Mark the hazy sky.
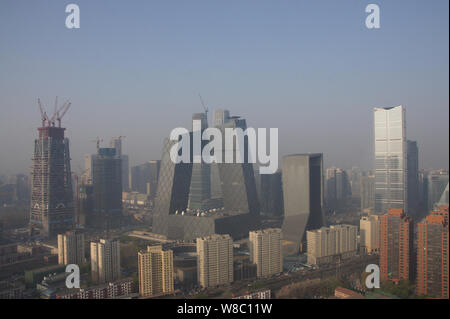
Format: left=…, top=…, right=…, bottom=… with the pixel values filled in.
left=0, top=0, right=448, bottom=175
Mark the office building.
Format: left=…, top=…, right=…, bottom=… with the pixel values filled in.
left=110, top=137, right=129, bottom=192
left=152, top=112, right=259, bottom=241
left=129, top=160, right=161, bottom=198
left=259, top=170, right=284, bottom=218
left=30, top=114, right=74, bottom=237
left=57, top=230, right=85, bottom=265
left=379, top=209, right=414, bottom=283
left=427, top=170, right=449, bottom=210
left=360, top=174, right=375, bottom=212
left=197, top=234, right=233, bottom=288
left=138, top=245, right=174, bottom=298
left=325, top=167, right=351, bottom=211
left=349, top=166, right=362, bottom=203
left=417, top=206, right=449, bottom=298
left=213, top=109, right=230, bottom=127
left=360, top=215, right=380, bottom=254
left=407, top=140, right=419, bottom=216
left=90, top=239, right=121, bottom=284
left=92, top=148, right=122, bottom=229
left=249, top=228, right=282, bottom=278
left=82, top=154, right=96, bottom=185
left=281, top=154, right=325, bottom=255
left=306, top=224, right=358, bottom=265
left=374, top=106, right=408, bottom=214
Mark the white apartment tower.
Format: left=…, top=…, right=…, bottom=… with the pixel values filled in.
left=90, top=238, right=121, bottom=284
left=249, top=228, right=283, bottom=278
left=138, top=245, right=174, bottom=298
left=196, top=234, right=233, bottom=288
left=58, top=230, right=85, bottom=265
left=360, top=215, right=380, bottom=254
left=307, top=224, right=358, bottom=265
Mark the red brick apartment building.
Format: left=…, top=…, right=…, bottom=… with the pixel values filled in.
left=380, top=209, right=414, bottom=283
left=417, top=206, right=449, bottom=298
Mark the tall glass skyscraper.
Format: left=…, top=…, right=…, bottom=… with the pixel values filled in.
left=374, top=106, right=407, bottom=214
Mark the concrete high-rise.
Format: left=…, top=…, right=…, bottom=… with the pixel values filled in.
left=92, top=148, right=122, bottom=229
left=196, top=234, right=233, bottom=288
left=306, top=224, right=358, bottom=265
left=138, top=245, right=174, bottom=298
left=90, top=238, right=121, bottom=284
left=249, top=228, right=282, bottom=278
left=359, top=215, right=380, bottom=254
left=57, top=230, right=85, bottom=265
left=417, top=206, right=449, bottom=298
left=281, top=154, right=325, bottom=255
left=379, top=209, right=414, bottom=283
left=373, top=106, right=408, bottom=214
left=129, top=160, right=161, bottom=198
left=30, top=115, right=74, bottom=237
left=110, top=137, right=129, bottom=192
left=213, top=109, right=230, bottom=127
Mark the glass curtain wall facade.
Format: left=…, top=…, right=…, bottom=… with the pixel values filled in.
left=374, top=106, right=407, bottom=214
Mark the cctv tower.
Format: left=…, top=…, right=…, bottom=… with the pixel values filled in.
left=30, top=98, right=74, bottom=237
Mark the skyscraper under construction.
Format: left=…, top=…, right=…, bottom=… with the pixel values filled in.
left=30, top=98, right=74, bottom=237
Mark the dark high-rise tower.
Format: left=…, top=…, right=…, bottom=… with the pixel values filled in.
left=407, top=140, right=419, bottom=217
left=92, top=147, right=122, bottom=229
left=152, top=112, right=260, bottom=240
left=281, top=154, right=325, bottom=255
left=30, top=99, right=74, bottom=237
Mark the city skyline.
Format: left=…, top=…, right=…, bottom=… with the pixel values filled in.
left=0, top=0, right=449, bottom=175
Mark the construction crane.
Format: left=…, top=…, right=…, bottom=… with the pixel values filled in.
left=38, top=97, right=71, bottom=127
left=56, top=101, right=71, bottom=127
left=199, top=94, right=208, bottom=121
left=37, top=98, right=50, bottom=127
left=91, top=137, right=103, bottom=151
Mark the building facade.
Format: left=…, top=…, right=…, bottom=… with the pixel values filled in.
left=417, top=206, right=449, bottom=298
left=30, top=124, right=74, bottom=237
left=306, top=224, right=358, bottom=265
left=407, top=140, right=419, bottom=217
left=249, top=228, right=282, bottom=278
left=138, top=245, right=174, bottom=298
left=196, top=234, right=233, bottom=288
left=90, top=239, right=121, bottom=284
left=281, top=154, right=325, bottom=255
left=57, top=230, right=85, bottom=265
left=379, top=209, right=414, bottom=283
left=92, top=148, right=122, bottom=229
left=374, top=106, right=408, bottom=214
left=360, top=215, right=380, bottom=254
